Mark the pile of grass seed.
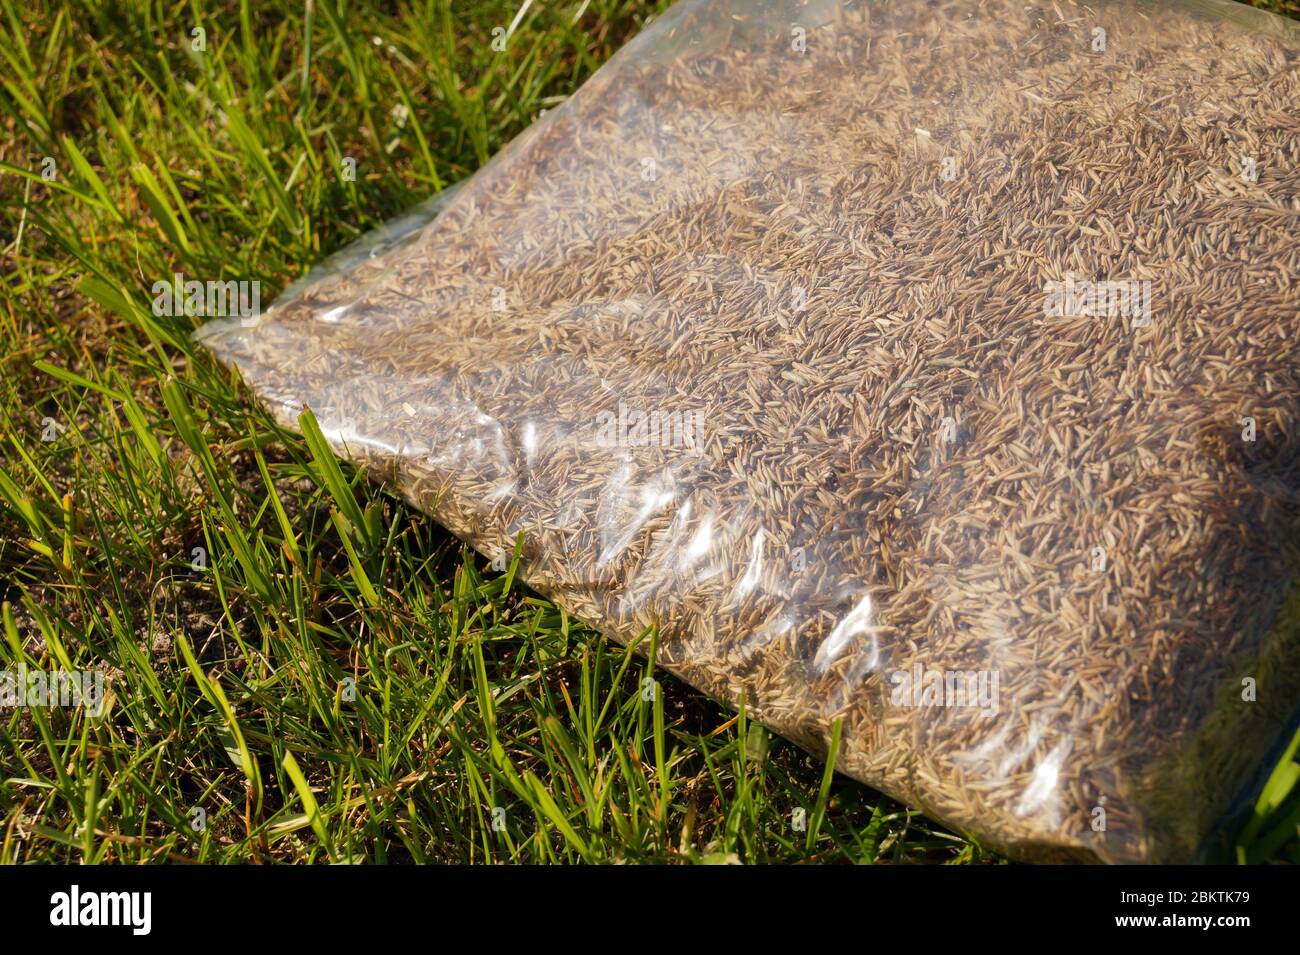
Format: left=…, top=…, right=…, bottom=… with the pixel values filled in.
left=200, top=0, right=1300, bottom=862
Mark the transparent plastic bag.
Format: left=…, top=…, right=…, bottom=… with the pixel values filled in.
left=198, top=0, right=1300, bottom=862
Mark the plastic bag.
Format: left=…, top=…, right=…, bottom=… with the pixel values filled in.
left=198, top=0, right=1300, bottom=862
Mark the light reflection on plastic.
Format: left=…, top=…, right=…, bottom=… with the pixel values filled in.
left=1014, top=737, right=1072, bottom=822
left=812, top=592, right=881, bottom=676
left=596, top=469, right=675, bottom=568
left=681, top=512, right=714, bottom=567
left=733, top=528, right=765, bottom=598
left=522, top=420, right=538, bottom=461
left=740, top=612, right=792, bottom=656
left=997, top=719, right=1045, bottom=778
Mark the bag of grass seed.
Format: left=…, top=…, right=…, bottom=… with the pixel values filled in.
left=199, top=0, right=1300, bottom=862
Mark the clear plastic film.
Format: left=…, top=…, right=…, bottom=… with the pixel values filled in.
left=198, top=0, right=1300, bottom=862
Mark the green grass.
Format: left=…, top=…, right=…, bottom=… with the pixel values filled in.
left=0, top=0, right=1296, bottom=864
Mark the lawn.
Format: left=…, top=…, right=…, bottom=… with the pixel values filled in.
left=1, top=0, right=1297, bottom=864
